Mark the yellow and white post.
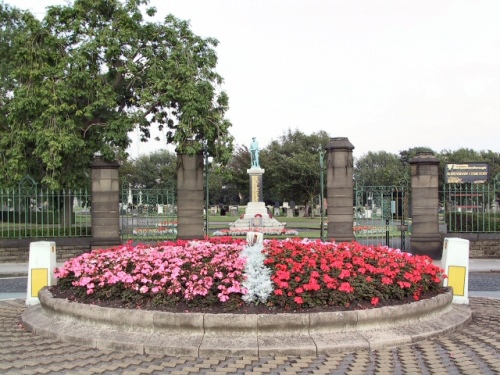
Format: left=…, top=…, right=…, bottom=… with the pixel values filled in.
left=26, top=241, right=57, bottom=306
left=441, top=237, right=469, bottom=304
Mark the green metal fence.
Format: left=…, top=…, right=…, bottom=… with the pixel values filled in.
left=0, top=176, right=91, bottom=238
left=354, top=179, right=410, bottom=250
left=120, top=183, right=177, bottom=241
left=442, top=173, right=500, bottom=233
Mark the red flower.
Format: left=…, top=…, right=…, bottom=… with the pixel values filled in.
left=338, top=282, right=354, bottom=293
left=294, top=296, right=304, bottom=304
left=371, top=297, right=380, bottom=306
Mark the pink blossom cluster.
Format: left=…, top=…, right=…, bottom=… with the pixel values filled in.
left=54, top=238, right=247, bottom=303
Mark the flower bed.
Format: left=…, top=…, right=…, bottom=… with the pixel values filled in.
left=353, top=225, right=387, bottom=234
left=155, top=222, right=178, bottom=228
left=132, top=227, right=177, bottom=236
left=54, top=238, right=446, bottom=311
left=213, top=228, right=299, bottom=236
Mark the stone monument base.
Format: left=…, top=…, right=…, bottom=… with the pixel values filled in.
left=230, top=202, right=285, bottom=230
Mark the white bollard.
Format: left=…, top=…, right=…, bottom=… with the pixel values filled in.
left=441, top=237, right=469, bottom=304
left=246, top=232, right=264, bottom=246
left=26, top=241, right=57, bottom=306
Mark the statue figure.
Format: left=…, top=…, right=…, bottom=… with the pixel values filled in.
left=250, top=137, right=260, bottom=168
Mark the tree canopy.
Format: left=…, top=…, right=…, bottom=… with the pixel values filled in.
left=354, top=151, right=407, bottom=187
left=118, top=150, right=177, bottom=189
left=263, top=129, right=330, bottom=208
left=0, top=0, right=233, bottom=189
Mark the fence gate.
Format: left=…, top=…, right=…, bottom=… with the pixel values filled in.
left=354, top=179, right=410, bottom=250
left=120, top=183, right=177, bottom=242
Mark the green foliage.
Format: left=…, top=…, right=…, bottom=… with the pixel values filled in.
left=439, top=148, right=500, bottom=184
left=119, top=150, right=177, bottom=189
left=399, top=147, right=436, bottom=166
left=355, top=151, right=407, bottom=186
left=219, top=145, right=252, bottom=204
left=0, top=1, right=232, bottom=189
left=356, top=147, right=500, bottom=188
left=446, top=212, right=500, bottom=232
left=262, top=129, right=331, bottom=208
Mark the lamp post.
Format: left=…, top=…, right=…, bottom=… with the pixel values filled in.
left=319, top=148, right=326, bottom=242
left=204, top=144, right=209, bottom=237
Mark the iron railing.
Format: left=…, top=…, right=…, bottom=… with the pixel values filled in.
left=120, top=183, right=177, bottom=241
left=442, top=174, right=500, bottom=233
left=354, top=179, right=410, bottom=250
left=0, top=176, right=91, bottom=238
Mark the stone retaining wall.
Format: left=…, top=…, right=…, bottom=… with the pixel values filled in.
left=444, top=234, right=500, bottom=258
left=0, top=238, right=90, bottom=263
left=21, top=288, right=471, bottom=357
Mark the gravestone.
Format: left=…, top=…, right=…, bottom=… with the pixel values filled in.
left=298, top=206, right=306, bottom=217
left=274, top=201, right=280, bottom=216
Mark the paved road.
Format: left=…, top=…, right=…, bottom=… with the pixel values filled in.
left=1, top=298, right=500, bottom=374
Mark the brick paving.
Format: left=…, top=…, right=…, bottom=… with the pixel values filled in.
left=1, top=298, right=500, bottom=374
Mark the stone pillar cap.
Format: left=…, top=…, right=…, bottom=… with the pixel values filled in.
left=325, top=137, right=354, bottom=151
left=409, top=152, right=440, bottom=164
left=91, top=157, right=120, bottom=169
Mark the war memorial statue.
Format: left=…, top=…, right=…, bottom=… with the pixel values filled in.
left=250, top=137, right=260, bottom=168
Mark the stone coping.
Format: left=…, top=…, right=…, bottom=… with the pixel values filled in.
left=21, top=288, right=471, bottom=358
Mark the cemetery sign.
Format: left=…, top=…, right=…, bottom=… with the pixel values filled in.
left=445, top=163, right=489, bottom=184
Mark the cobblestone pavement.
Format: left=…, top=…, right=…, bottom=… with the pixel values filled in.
left=1, top=298, right=500, bottom=375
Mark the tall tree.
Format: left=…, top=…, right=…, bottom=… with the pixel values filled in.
left=263, top=129, right=331, bottom=214
left=354, top=151, right=406, bottom=186
left=223, top=145, right=252, bottom=204
left=0, top=0, right=232, bottom=189
left=119, top=150, right=177, bottom=189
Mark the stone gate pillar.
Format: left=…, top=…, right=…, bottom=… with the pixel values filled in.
left=409, top=152, right=442, bottom=259
left=326, top=137, right=355, bottom=243
left=91, top=157, right=121, bottom=250
left=177, top=151, right=204, bottom=240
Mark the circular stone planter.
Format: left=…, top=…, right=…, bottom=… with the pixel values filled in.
left=21, top=288, right=471, bottom=357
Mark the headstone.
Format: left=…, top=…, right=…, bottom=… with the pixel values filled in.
left=274, top=201, right=280, bottom=216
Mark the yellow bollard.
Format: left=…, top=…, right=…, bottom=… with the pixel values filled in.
left=26, top=241, right=56, bottom=306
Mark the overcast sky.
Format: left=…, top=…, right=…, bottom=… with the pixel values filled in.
left=19, top=0, right=500, bottom=159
